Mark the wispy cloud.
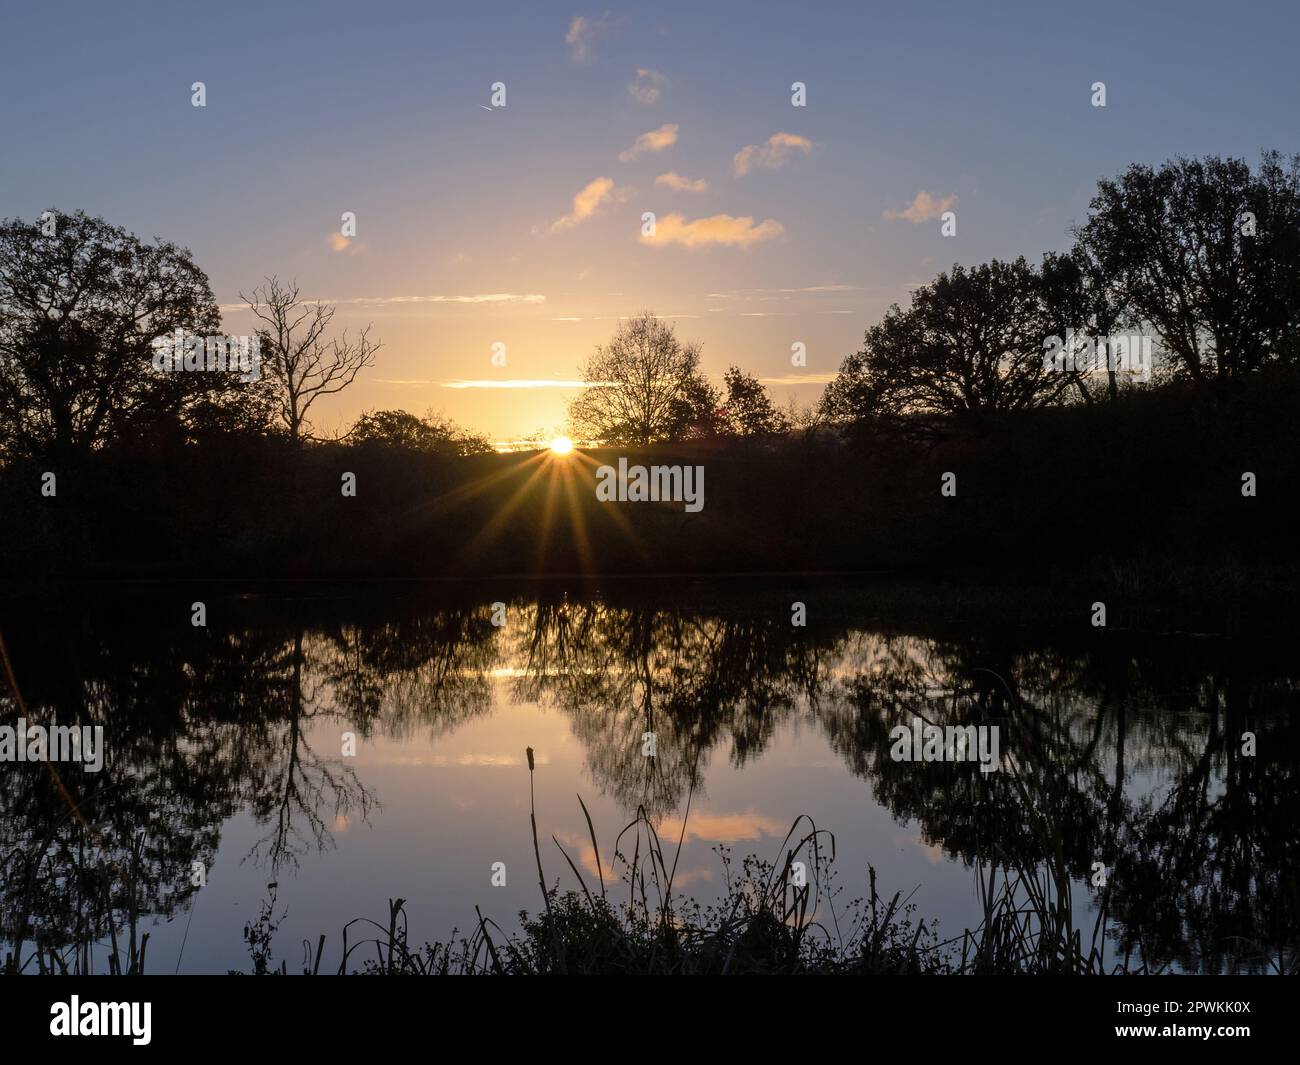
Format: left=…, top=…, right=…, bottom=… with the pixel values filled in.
left=883, top=190, right=958, bottom=223
left=219, top=293, right=544, bottom=312
left=707, top=284, right=859, bottom=297
left=733, top=132, right=813, bottom=176
left=443, top=379, right=608, bottom=389
left=619, top=122, right=678, bottom=162
left=757, top=372, right=839, bottom=384
left=553, top=314, right=700, bottom=321
left=628, top=67, right=666, bottom=103
left=642, top=212, right=784, bottom=248
left=655, top=170, right=708, bottom=193
left=375, top=379, right=606, bottom=389
left=544, top=176, right=629, bottom=233
left=565, top=14, right=610, bottom=63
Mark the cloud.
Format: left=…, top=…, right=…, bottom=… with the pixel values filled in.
left=546, top=176, right=628, bottom=233
left=707, top=284, right=858, bottom=297
left=327, top=232, right=368, bottom=256
left=441, top=379, right=608, bottom=389
left=655, top=810, right=787, bottom=844
left=756, top=372, right=839, bottom=384
left=220, top=292, right=544, bottom=312
left=642, top=212, right=784, bottom=248
left=565, top=14, right=610, bottom=63
left=733, top=132, right=813, bottom=176
left=883, top=190, right=958, bottom=223
left=619, top=123, right=678, bottom=162
left=655, top=171, right=708, bottom=193
left=628, top=67, right=666, bottom=103
left=375, top=379, right=606, bottom=389
left=346, top=293, right=544, bottom=305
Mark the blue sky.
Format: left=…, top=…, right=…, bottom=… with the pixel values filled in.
left=3, top=0, right=1297, bottom=440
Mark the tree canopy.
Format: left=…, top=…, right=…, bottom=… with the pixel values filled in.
left=822, top=151, right=1300, bottom=428
left=0, top=210, right=242, bottom=458
left=568, top=311, right=720, bottom=444
left=719, top=365, right=788, bottom=436
left=348, top=409, right=492, bottom=456
left=822, top=258, right=1072, bottom=425
left=1075, top=151, right=1300, bottom=383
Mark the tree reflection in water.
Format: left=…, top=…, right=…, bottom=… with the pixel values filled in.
left=2, top=588, right=1296, bottom=973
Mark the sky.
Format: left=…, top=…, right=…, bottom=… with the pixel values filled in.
left=3, top=0, right=1299, bottom=444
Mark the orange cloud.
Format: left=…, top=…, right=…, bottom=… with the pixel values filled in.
left=655, top=810, right=787, bottom=843
left=440, top=379, right=607, bottom=389
left=642, top=211, right=783, bottom=248
left=733, top=132, right=813, bottom=176
left=547, top=176, right=628, bottom=233
left=619, top=123, right=678, bottom=162
left=655, top=171, right=708, bottom=193
left=883, top=190, right=958, bottom=223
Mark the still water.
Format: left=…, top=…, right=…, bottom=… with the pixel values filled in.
left=2, top=582, right=1295, bottom=973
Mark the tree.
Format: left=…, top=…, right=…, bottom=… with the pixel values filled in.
left=0, top=210, right=235, bottom=459
left=820, top=258, right=1069, bottom=426
left=668, top=369, right=723, bottom=441
left=1039, top=248, right=1130, bottom=403
left=1075, top=152, right=1300, bottom=384
left=719, top=366, right=788, bottom=435
left=242, top=277, right=380, bottom=443
left=568, top=312, right=719, bottom=444
left=348, top=409, right=492, bottom=456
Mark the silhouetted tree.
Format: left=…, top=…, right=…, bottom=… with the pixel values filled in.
left=0, top=210, right=236, bottom=459
left=348, top=409, right=492, bottom=455
left=242, top=276, right=381, bottom=443
left=719, top=366, right=788, bottom=435
left=1040, top=248, right=1131, bottom=403
left=568, top=312, right=719, bottom=444
left=1075, top=152, right=1300, bottom=384
left=821, top=258, right=1069, bottom=427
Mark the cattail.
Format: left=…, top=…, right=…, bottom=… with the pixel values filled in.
left=526, top=746, right=535, bottom=771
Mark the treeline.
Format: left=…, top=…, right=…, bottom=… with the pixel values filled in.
left=822, top=152, right=1300, bottom=426
left=1, top=371, right=1295, bottom=587
left=1, top=152, right=1298, bottom=583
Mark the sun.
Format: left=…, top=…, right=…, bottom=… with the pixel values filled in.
left=549, top=435, right=574, bottom=456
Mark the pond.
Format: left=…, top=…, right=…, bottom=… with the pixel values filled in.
left=1, top=580, right=1295, bottom=973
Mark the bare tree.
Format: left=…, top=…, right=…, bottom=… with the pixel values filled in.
left=242, top=277, right=380, bottom=442
left=568, top=311, right=718, bottom=445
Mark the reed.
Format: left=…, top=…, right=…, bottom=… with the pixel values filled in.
left=275, top=751, right=1159, bottom=976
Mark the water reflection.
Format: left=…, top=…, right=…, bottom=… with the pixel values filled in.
left=1, top=587, right=1296, bottom=973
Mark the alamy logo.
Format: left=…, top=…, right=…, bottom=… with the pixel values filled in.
left=889, top=717, right=1001, bottom=773
left=1043, top=330, right=1152, bottom=383
left=595, top=457, right=704, bottom=512
left=151, top=329, right=261, bottom=381
left=50, top=997, right=151, bottom=1045
left=0, top=718, right=104, bottom=772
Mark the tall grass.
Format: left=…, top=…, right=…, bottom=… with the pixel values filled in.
left=270, top=751, right=1152, bottom=976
